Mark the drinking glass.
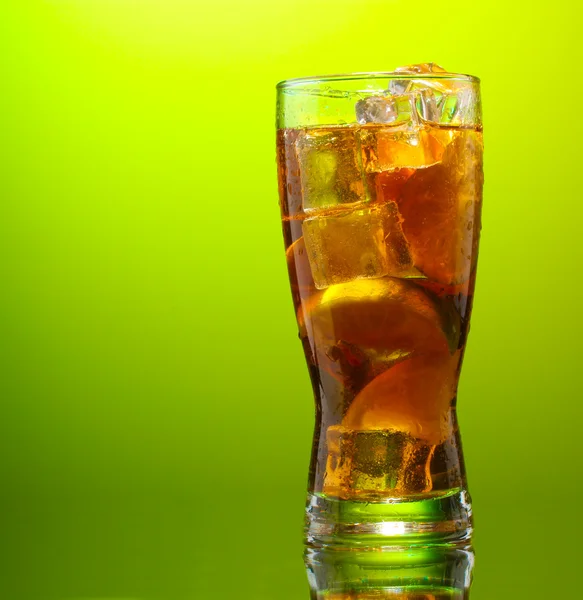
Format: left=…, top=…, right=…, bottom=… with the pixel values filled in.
left=276, top=66, right=483, bottom=547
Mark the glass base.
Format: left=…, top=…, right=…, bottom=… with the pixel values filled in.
left=305, top=488, right=472, bottom=549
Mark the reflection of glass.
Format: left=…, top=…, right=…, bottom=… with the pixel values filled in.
left=305, top=545, right=474, bottom=599
left=276, top=64, right=483, bottom=546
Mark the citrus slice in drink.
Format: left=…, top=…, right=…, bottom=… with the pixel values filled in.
left=285, top=236, right=315, bottom=293
left=301, top=278, right=450, bottom=357
left=397, top=129, right=482, bottom=285
left=343, top=351, right=460, bottom=445
left=299, top=278, right=452, bottom=398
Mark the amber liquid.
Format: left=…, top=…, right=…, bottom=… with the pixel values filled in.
left=277, top=123, right=483, bottom=501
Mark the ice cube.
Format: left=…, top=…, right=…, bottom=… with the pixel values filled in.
left=419, top=84, right=479, bottom=126
left=387, top=64, right=480, bottom=126
left=389, top=63, right=448, bottom=96
left=356, top=94, right=417, bottom=127
left=382, top=199, right=416, bottom=275
left=388, top=79, right=411, bottom=96
left=343, top=351, right=460, bottom=445
left=442, top=85, right=479, bottom=126
left=411, top=83, right=478, bottom=126
left=302, top=206, right=389, bottom=289
left=415, top=88, right=444, bottom=122
left=360, top=125, right=446, bottom=171
left=302, top=203, right=417, bottom=290
left=323, top=425, right=435, bottom=497
left=355, top=96, right=397, bottom=125
left=295, top=127, right=367, bottom=213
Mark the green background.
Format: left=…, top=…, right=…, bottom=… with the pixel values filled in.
left=0, top=1, right=581, bottom=598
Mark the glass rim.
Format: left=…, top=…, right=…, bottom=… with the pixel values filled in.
left=276, top=71, right=480, bottom=89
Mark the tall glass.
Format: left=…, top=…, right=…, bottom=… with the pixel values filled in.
left=276, top=66, right=483, bottom=547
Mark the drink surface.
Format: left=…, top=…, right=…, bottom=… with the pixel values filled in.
left=277, top=78, right=483, bottom=502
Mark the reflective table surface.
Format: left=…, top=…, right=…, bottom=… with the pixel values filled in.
left=0, top=484, right=578, bottom=600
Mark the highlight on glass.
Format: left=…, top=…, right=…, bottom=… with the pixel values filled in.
left=276, top=64, right=483, bottom=547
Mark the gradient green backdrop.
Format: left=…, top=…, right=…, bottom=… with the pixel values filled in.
left=1, top=1, right=581, bottom=598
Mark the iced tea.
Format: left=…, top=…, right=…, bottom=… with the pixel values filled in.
left=276, top=65, right=483, bottom=543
